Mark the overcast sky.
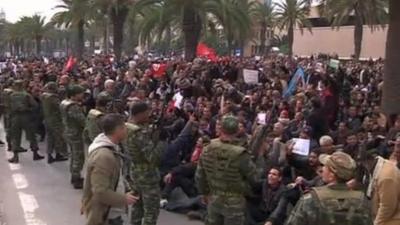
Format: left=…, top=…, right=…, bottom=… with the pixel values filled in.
left=1, top=0, right=315, bottom=23
left=0, top=0, right=61, bottom=23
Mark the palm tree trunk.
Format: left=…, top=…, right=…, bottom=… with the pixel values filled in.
left=288, top=22, right=294, bottom=56
left=354, top=9, right=363, bottom=60
left=382, top=0, right=400, bottom=114
left=111, top=6, right=129, bottom=62
left=183, top=5, right=202, bottom=61
left=260, top=21, right=267, bottom=55
left=103, top=18, right=109, bottom=54
left=76, top=20, right=85, bottom=59
left=36, top=36, right=42, bottom=56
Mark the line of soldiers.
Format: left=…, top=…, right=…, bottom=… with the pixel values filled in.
left=2, top=80, right=165, bottom=225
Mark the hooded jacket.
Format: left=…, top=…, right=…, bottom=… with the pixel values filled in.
left=82, top=134, right=126, bottom=225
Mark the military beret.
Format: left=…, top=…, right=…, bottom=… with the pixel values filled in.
left=97, top=92, right=113, bottom=102
left=68, top=85, right=85, bottom=97
left=45, top=82, right=58, bottom=92
left=221, top=115, right=239, bottom=135
left=130, top=101, right=149, bottom=116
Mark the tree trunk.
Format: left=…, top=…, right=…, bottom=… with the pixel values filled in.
left=182, top=5, right=202, bottom=61
left=382, top=0, right=400, bottom=114
left=111, top=6, right=129, bottom=62
left=259, top=21, right=267, bottom=55
left=76, top=19, right=85, bottom=59
left=103, top=18, right=109, bottom=54
left=36, top=36, right=42, bottom=56
left=354, top=9, right=363, bottom=60
left=288, top=22, right=294, bottom=56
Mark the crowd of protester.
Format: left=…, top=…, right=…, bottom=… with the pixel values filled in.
left=0, top=53, right=399, bottom=225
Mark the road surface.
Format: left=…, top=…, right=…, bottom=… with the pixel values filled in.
left=0, top=125, right=202, bottom=225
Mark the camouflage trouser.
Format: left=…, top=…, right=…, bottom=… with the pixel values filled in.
left=10, top=113, right=38, bottom=152
left=206, top=195, right=245, bottom=225
left=46, top=124, right=68, bottom=156
left=65, top=136, right=84, bottom=178
left=4, top=113, right=13, bottom=149
left=130, top=182, right=160, bottom=225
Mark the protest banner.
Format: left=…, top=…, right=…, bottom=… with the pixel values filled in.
left=243, top=69, right=259, bottom=84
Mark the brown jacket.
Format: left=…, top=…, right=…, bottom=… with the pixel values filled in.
left=81, top=146, right=126, bottom=225
left=372, top=159, right=400, bottom=225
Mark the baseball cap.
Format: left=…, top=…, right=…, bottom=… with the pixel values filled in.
left=319, top=151, right=356, bottom=181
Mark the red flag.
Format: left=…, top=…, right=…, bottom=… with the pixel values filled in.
left=151, top=63, right=167, bottom=78
left=197, top=43, right=217, bottom=62
left=64, top=56, right=76, bottom=72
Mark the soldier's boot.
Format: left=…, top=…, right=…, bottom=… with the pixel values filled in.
left=8, top=153, right=19, bottom=164
left=47, top=154, right=55, bottom=164
left=16, top=147, right=28, bottom=153
left=33, top=150, right=44, bottom=161
left=55, top=153, right=68, bottom=162
left=71, top=176, right=84, bottom=189
left=0, top=140, right=4, bottom=145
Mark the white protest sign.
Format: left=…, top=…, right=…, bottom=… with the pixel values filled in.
left=329, top=59, right=340, bottom=69
left=173, top=92, right=184, bottom=109
left=257, top=113, right=267, bottom=125
left=243, top=69, right=259, bottom=84
left=292, top=138, right=310, bottom=156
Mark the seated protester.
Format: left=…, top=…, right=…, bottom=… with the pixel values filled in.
left=319, top=135, right=336, bottom=155
left=161, top=136, right=210, bottom=204
left=346, top=106, right=362, bottom=132
left=237, top=121, right=250, bottom=147
left=159, top=115, right=198, bottom=177
left=284, top=147, right=321, bottom=185
left=343, top=131, right=359, bottom=159
left=330, top=122, right=350, bottom=145
left=285, top=112, right=305, bottom=140
left=246, top=168, right=288, bottom=225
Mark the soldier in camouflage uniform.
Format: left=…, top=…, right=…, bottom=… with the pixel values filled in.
left=285, top=151, right=373, bottom=225
left=126, top=102, right=165, bottom=225
left=60, top=85, right=86, bottom=189
left=41, top=82, right=68, bottom=164
left=83, top=92, right=112, bottom=145
left=195, top=115, right=261, bottom=225
left=8, top=80, right=44, bottom=163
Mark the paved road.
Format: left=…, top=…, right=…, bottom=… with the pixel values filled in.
left=0, top=127, right=202, bottom=225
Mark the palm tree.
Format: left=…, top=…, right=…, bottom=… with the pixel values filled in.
left=382, top=0, right=400, bottom=115
left=19, top=15, right=49, bottom=55
left=51, top=0, right=94, bottom=59
left=321, top=0, right=388, bottom=60
left=135, top=0, right=253, bottom=61
left=251, top=0, right=275, bottom=55
left=96, top=0, right=133, bottom=61
left=275, top=0, right=312, bottom=56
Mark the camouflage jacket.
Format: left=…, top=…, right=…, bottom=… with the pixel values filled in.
left=60, top=99, right=86, bottom=138
left=195, top=138, right=260, bottom=197
left=83, top=108, right=105, bottom=143
left=285, top=183, right=373, bottom=225
left=9, top=91, right=37, bottom=114
left=41, top=92, right=63, bottom=127
left=125, top=122, right=165, bottom=184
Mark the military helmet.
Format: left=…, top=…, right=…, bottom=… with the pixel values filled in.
left=68, top=84, right=85, bottom=97
left=13, top=80, right=24, bottom=90
left=319, top=151, right=356, bottom=181
left=45, top=81, right=58, bottom=92
left=221, top=115, right=239, bottom=135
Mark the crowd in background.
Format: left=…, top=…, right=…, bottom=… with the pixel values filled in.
left=0, top=53, right=399, bottom=225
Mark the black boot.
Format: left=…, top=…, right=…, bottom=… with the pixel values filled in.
left=0, top=140, right=4, bottom=145
left=8, top=154, right=19, bottom=164
left=17, top=147, right=28, bottom=153
left=55, top=153, right=68, bottom=162
left=71, top=176, right=84, bottom=189
left=47, top=154, right=55, bottom=164
left=33, top=151, right=44, bottom=161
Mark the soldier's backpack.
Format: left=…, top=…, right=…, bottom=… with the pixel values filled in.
left=312, top=186, right=373, bottom=225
